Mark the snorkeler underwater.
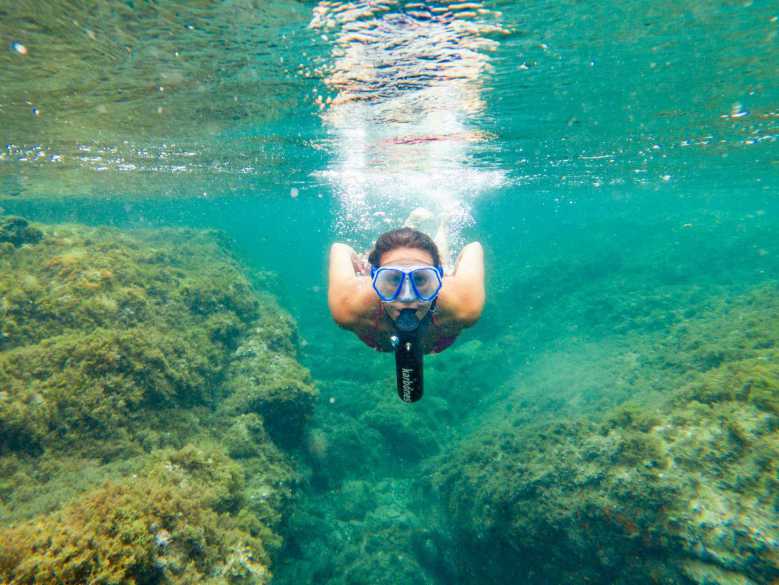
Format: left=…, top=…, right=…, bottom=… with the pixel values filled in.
left=1, top=0, right=777, bottom=584
left=328, top=225, right=485, bottom=402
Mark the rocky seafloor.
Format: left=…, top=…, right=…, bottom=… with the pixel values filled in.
left=431, top=286, right=779, bottom=584
left=0, top=216, right=316, bottom=584
left=1, top=213, right=777, bottom=585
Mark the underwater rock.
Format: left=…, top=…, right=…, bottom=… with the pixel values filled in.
left=0, top=445, right=272, bottom=585
left=0, top=222, right=314, bottom=582
left=0, top=327, right=224, bottom=454
left=360, top=402, right=441, bottom=462
left=0, top=216, right=42, bottom=247
left=431, top=288, right=779, bottom=585
left=225, top=413, right=272, bottom=459
left=221, top=325, right=317, bottom=448
left=305, top=415, right=386, bottom=488
left=0, top=224, right=311, bottom=456
left=274, top=477, right=452, bottom=585
left=0, top=224, right=264, bottom=350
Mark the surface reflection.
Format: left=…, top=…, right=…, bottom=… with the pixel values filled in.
left=310, top=1, right=508, bottom=254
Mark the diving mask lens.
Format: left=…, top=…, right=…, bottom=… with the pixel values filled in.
left=372, top=266, right=442, bottom=302
left=410, top=267, right=441, bottom=300
left=373, top=268, right=405, bottom=301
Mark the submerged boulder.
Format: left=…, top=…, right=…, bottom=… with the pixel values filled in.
left=0, top=222, right=313, bottom=583
left=0, top=445, right=272, bottom=585
left=220, top=320, right=317, bottom=449
left=431, top=287, right=779, bottom=585
left=274, top=477, right=451, bottom=585
left=0, top=225, right=254, bottom=453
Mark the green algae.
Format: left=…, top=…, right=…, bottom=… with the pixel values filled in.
left=0, top=216, right=315, bottom=583
left=0, top=222, right=260, bottom=350
left=430, top=285, right=779, bottom=585
left=0, top=327, right=223, bottom=454
left=0, top=222, right=253, bottom=456
left=0, top=445, right=271, bottom=585
left=219, top=328, right=316, bottom=449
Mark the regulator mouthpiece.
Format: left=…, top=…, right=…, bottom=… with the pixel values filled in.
left=395, top=309, right=420, bottom=332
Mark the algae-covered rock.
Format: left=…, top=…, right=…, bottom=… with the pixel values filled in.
left=431, top=287, right=779, bottom=585
left=0, top=327, right=222, bottom=454
left=360, top=400, right=442, bottom=462
left=0, top=224, right=260, bottom=350
left=0, top=223, right=312, bottom=457
left=0, top=445, right=271, bottom=585
left=275, top=478, right=450, bottom=585
left=305, top=414, right=386, bottom=488
left=0, top=221, right=313, bottom=582
left=0, top=216, right=42, bottom=248
left=221, top=324, right=317, bottom=448
left=0, top=224, right=255, bottom=456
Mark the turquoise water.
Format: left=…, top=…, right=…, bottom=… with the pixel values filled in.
left=1, top=1, right=778, bottom=584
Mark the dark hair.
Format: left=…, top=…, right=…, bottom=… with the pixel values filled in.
left=368, top=227, right=441, bottom=267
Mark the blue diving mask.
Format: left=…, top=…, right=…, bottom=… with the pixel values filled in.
left=370, top=265, right=444, bottom=303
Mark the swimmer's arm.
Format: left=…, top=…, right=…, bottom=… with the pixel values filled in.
left=328, top=243, right=377, bottom=328
left=435, top=242, right=485, bottom=328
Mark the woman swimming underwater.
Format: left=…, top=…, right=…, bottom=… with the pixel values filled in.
left=328, top=227, right=485, bottom=355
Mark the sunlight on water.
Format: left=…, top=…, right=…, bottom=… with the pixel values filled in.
left=309, top=1, right=509, bottom=252
left=0, top=1, right=311, bottom=198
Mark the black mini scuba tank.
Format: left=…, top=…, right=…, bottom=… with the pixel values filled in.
left=391, top=309, right=425, bottom=403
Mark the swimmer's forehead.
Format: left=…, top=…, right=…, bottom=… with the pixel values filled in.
left=380, top=247, right=434, bottom=266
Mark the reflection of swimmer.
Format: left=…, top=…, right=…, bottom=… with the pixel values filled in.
left=312, top=1, right=507, bottom=247
left=382, top=130, right=490, bottom=145
left=328, top=227, right=484, bottom=355
left=311, top=1, right=503, bottom=113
